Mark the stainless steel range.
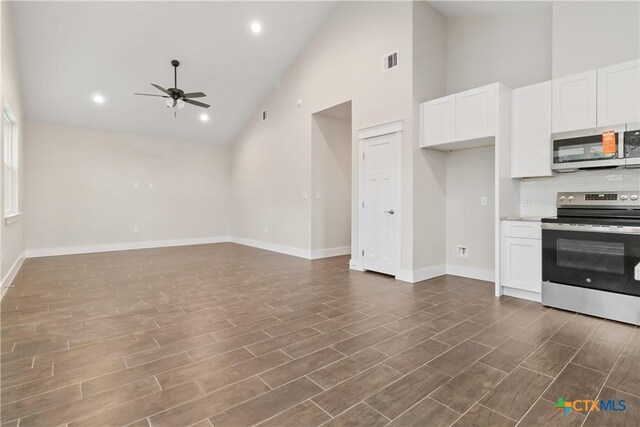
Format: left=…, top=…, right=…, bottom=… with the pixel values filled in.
left=541, top=191, right=640, bottom=325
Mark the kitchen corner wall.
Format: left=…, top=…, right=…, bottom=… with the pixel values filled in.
left=1, top=0, right=26, bottom=289
left=437, top=1, right=639, bottom=278
left=521, top=0, right=640, bottom=213
left=411, top=1, right=448, bottom=275
left=441, top=6, right=552, bottom=277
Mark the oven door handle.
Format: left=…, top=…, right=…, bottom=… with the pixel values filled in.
left=541, top=223, right=640, bottom=235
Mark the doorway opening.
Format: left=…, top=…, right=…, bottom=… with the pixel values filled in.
left=311, top=101, right=352, bottom=258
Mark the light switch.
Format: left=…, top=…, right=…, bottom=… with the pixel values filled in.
left=133, top=182, right=140, bottom=189
left=480, top=196, right=488, bottom=206
left=148, top=183, right=154, bottom=189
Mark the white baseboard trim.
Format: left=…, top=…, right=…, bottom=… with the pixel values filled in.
left=446, top=265, right=495, bottom=282
left=230, top=236, right=310, bottom=259
left=25, top=236, right=232, bottom=258
left=1, top=252, right=25, bottom=299
left=310, top=246, right=351, bottom=260
left=25, top=237, right=349, bottom=262
left=396, top=264, right=446, bottom=283
left=503, top=286, right=541, bottom=303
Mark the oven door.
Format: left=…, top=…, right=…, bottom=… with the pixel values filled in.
left=542, top=223, right=640, bottom=297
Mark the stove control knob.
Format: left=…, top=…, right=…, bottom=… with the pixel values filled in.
left=631, top=195, right=638, bottom=201
left=559, top=196, right=566, bottom=201
left=621, top=195, right=628, bottom=201
left=567, top=196, right=574, bottom=201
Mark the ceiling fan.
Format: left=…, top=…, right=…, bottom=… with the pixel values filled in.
left=134, top=60, right=210, bottom=112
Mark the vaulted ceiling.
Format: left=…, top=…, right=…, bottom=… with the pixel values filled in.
left=12, top=1, right=336, bottom=143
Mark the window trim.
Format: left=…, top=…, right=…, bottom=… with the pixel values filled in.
left=3, top=106, right=20, bottom=221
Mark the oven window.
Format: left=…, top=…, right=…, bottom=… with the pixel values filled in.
left=557, top=239, right=624, bottom=274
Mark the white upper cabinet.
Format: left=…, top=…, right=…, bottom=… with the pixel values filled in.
left=552, top=70, right=597, bottom=133
left=512, top=81, right=552, bottom=178
left=420, top=83, right=501, bottom=150
left=455, top=84, right=497, bottom=141
left=420, top=95, right=455, bottom=147
left=597, top=59, right=640, bottom=127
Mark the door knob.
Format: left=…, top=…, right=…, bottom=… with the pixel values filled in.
left=385, top=209, right=395, bottom=214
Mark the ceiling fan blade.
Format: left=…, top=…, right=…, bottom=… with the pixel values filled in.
left=134, top=93, right=169, bottom=98
left=182, top=92, right=206, bottom=99
left=151, top=83, right=171, bottom=95
left=183, top=99, right=210, bottom=108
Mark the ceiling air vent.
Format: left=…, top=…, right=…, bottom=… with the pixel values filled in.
left=383, top=51, right=398, bottom=72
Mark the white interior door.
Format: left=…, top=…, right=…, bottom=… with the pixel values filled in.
left=362, top=134, right=397, bottom=275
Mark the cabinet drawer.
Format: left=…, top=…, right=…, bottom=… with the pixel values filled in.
left=501, top=220, right=541, bottom=239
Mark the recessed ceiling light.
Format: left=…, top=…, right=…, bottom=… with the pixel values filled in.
left=250, top=21, right=262, bottom=34
left=93, top=94, right=105, bottom=104
left=200, top=114, right=209, bottom=122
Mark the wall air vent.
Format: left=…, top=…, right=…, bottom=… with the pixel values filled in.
left=383, top=51, right=398, bottom=72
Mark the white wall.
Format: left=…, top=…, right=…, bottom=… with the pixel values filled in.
left=311, top=110, right=351, bottom=252
left=25, top=122, right=231, bottom=253
left=1, top=1, right=25, bottom=288
left=445, top=8, right=552, bottom=94
left=445, top=147, right=495, bottom=275
left=552, top=1, right=640, bottom=78
left=231, top=1, right=416, bottom=270
left=411, top=1, right=448, bottom=275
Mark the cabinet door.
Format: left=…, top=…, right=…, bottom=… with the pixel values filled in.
left=597, top=59, right=640, bottom=127
left=455, top=84, right=496, bottom=141
left=552, top=70, right=597, bottom=133
left=420, top=95, right=456, bottom=147
left=500, top=237, right=541, bottom=293
left=512, top=81, right=552, bottom=178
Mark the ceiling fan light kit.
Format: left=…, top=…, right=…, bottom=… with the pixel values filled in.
left=134, top=59, right=210, bottom=117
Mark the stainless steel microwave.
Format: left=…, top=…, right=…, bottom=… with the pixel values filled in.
left=551, top=125, right=626, bottom=172
left=624, top=124, right=640, bottom=168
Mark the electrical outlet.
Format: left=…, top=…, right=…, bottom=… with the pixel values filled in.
left=148, top=183, right=153, bottom=189
left=456, top=246, right=469, bottom=258
left=133, top=226, right=139, bottom=233
left=480, top=196, right=487, bottom=206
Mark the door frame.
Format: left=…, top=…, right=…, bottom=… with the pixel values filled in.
left=353, top=119, right=403, bottom=277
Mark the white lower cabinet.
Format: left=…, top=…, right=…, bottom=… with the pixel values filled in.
left=500, top=220, right=541, bottom=300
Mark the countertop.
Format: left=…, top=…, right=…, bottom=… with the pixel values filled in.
left=500, top=216, right=543, bottom=222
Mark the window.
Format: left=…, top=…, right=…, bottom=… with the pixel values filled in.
left=3, top=109, right=19, bottom=217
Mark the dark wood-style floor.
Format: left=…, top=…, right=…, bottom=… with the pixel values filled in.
left=0, top=243, right=638, bottom=427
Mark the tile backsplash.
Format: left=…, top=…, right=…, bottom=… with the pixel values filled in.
left=520, top=168, right=640, bottom=217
